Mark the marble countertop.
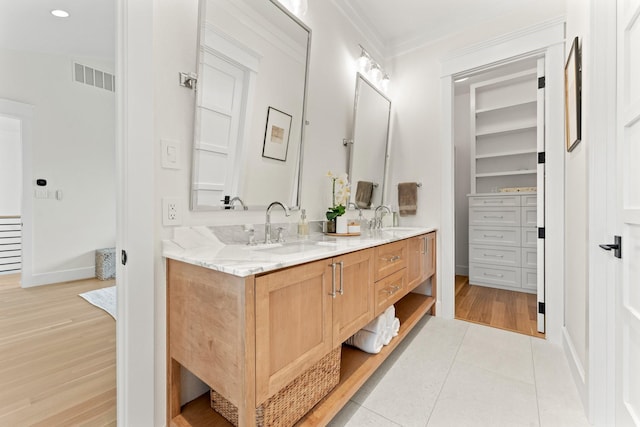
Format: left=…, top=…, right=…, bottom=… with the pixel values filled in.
left=162, top=226, right=436, bottom=277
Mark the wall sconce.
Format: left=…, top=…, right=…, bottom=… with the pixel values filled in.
left=356, top=44, right=391, bottom=92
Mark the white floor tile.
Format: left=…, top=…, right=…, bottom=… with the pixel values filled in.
left=328, top=401, right=401, bottom=427
left=427, top=360, right=540, bottom=427
left=455, top=322, right=535, bottom=385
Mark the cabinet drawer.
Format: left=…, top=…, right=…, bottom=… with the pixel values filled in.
left=522, top=227, right=537, bottom=248
left=468, top=195, right=519, bottom=207
left=469, top=245, right=521, bottom=267
left=522, top=247, right=537, bottom=268
left=469, top=226, right=521, bottom=247
left=374, top=268, right=406, bottom=316
left=469, top=207, right=521, bottom=227
left=521, top=206, right=537, bottom=227
left=374, top=240, right=407, bottom=281
left=469, top=264, right=521, bottom=288
left=522, top=268, right=537, bottom=291
left=522, top=195, right=537, bottom=207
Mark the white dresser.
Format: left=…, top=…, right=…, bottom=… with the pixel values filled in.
left=468, top=193, right=537, bottom=293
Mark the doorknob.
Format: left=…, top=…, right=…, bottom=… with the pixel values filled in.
left=599, top=235, right=622, bottom=259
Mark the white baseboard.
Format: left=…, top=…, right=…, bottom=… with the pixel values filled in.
left=22, top=266, right=96, bottom=287
left=562, top=327, right=588, bottom=411
left=455, top=265, right=469, bottom=276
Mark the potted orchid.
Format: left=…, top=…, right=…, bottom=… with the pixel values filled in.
left=326, top=171, right=350, bottom=233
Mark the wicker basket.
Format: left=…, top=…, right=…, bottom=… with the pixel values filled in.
left=210, top=346, right=341, bottom=427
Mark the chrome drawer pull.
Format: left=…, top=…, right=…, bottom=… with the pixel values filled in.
left=483, top=253, right=504, bottom=258
left=330, top=262, right=337, bottom=298
left=483, top=200, right=503, bottom=204
left=338, top=261, right=344, bottom=295
left=383, top=255, right=401, bottom=262
left=483, top=272, right=504, bottom=278
left=483, top=215, right=504, bottom=219
left=483, top=234, right=504, bottom=238
left=385, top=283, right=402, bottom=295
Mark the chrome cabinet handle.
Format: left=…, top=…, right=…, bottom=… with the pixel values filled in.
left=483, top=200, right=503, bottom=204
left=483, top=253, right=504, bottom=258
left=383, top=255, right=401, bottom=262
left=330, top=262, right=336, bottom=298
left=483, top=234, right=503, bottom=238
left=338, top=261, right=344, bottom=295
left=385, top=283, right=401, bottom=295
left=483, top=272, right=504, bottom=278
left=483, top=215, right=504, bottom=219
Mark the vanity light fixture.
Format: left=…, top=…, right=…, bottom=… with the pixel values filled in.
left=356, top=44, right=391, bottom=92
left=51, top=9, right=70, bottom=18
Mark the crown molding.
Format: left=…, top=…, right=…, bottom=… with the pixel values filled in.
left=328, top=0, right=387, bottom=60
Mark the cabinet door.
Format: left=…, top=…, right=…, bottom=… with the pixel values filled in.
left=332, top=249, right=374, bottom=346
left=423, top=232, right=436, bottom=282
left=255, top=259, right=333, bottom=404
left=406, top=236, right=424, bottom=290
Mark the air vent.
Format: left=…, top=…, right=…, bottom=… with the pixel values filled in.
left=73, top=62, right=115, bottom=93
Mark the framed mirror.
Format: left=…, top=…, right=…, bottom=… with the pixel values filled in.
left=190, top=0, right=311, bottom=211
left=348, top=73, right=391, bottom=209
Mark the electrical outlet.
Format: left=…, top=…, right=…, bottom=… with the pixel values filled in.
left=162, top=198, right=182, bottom=226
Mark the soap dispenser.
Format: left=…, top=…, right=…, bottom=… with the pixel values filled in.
left=298, top=208, right=309, bottom=238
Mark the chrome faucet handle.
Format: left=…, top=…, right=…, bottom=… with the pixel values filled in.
left=276, top=227, right=286, bottom=243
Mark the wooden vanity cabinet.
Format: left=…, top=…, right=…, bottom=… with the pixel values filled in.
left=407, top=233, right=436, bottom=291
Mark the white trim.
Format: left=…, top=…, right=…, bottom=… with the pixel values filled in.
left=439, top=20, right=565, bottom=345
left=23, top=267, right=96, bottom=288
left=563, top=326, right=588, bottom=406
left=586, top=0, right=617, bottom=424
left=116, top=0, right=156, bottom=424
left=0, top=99, right=34, bottom=288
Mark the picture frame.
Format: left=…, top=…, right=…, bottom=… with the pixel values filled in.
left=262, top=107, right=292, bottom=161
left=565, top=36, right=582, bottom=152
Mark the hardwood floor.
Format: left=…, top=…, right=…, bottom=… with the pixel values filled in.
left=0, top=275, right=116, bottom=426
left=455, top=275, right=544, bottom=338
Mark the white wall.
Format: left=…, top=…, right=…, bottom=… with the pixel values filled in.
left=0, top=116, right=22, bottom=215
left=454, top=92, right=470, bottom=275
left=152, top=0, right=387, bottom=418
left=0, top=49, right=115, bottom=286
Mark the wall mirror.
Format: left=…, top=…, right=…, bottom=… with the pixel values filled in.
left=190, top=0, right=311, bottom=211
left=348, top=73, right=391, bottom=209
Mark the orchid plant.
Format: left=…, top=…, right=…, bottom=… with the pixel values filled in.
left=326, top=171, right=350, bottom=221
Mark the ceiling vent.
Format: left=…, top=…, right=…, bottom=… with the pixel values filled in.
left=73, top=62, right=115, bottom=93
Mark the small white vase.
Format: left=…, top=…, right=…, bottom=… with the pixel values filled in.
left=336, top=216, right=348, bottom=234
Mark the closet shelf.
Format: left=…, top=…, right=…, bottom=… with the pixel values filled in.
left=475, top=99, right=537, bottom=114
left=475, top=123, right=536, bottom=137
left=475, top=149, right=537, bottom=159
left=475, top=170, right=537, bottom=178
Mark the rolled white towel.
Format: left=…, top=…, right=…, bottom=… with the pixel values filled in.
left=345, top=329, right=384, bottom=354
left=382, top=327, right=392, bottom=346
left=362, top=312, right=387, bottom=334
left=391, top=317, right=400, bottom=337
left=384, top=305, right=395, bottom=325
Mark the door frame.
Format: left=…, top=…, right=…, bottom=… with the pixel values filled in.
left=439, top=19, right=565, bottom=344
left=0, top=99, right=34, bottom=286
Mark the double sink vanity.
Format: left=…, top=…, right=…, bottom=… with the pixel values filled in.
left=164, top=226, right=437, bottom=426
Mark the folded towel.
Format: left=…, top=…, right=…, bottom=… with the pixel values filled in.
left=398, top=182, right=418, bottom=216
left=355, top=181, right=374, bottom=209
left=345, top=329, right=384, bottom=354
left=362, top=312, right=388, bottom=334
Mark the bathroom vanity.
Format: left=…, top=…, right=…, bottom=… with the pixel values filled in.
left=164, top=227, right=436, bottom=426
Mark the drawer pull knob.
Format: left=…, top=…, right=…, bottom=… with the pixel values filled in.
left=483, top=272, right=504, bottom=278
left=483, top=253, right=504, bottom=258
left=483, top=234, right=503, bottom=238
left=483, top=215, right=504, bottom=219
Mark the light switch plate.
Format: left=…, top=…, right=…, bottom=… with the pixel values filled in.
left=161, top=139, right=181, bottom=169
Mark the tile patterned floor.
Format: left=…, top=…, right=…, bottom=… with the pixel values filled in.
left=329, top=316, right=590, bottom=427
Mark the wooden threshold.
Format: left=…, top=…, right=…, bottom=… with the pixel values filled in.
left=172, top=293, right=435, bottom=427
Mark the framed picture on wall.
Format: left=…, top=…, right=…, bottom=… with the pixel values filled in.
left=565, top=36, right=581, bottom=152
left=262, top=107, right=292, bottom=161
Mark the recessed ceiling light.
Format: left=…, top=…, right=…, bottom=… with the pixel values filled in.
left=51, top=9, right=70, bottom=18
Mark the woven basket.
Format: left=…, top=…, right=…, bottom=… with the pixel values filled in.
left=211, top=346, right=341, bottom=427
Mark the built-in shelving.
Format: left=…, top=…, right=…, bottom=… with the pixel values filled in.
left=475, top=149, right=537, bottom=159
left=475, top=170, right=537, bottom=178
left=475, top=99, right=536, bottom=114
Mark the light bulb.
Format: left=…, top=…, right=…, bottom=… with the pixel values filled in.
left=381, top=74, right=390, bottom=92
left=369, top=64, right=382, bottom=85
left=357, top=53, right=371, bottom=74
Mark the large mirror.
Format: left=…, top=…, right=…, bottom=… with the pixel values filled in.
left=348, top=73, right=392, bottom=209
left=190, top=0, right=311, bottom=211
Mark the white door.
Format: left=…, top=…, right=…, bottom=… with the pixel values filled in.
left=191, top=52, right=246, bottom=210
left=536, top=57, right=546, bottom=333
left=615, top=0, right=640, bottom=424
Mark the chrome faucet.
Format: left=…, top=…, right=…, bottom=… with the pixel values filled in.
left=348, top=202, right=363, bottom=220
left=374, top=205, right=391, bottom=229
left=228, top=196, right=248, bottom=210
left=265, top=201, right=290, bottom=244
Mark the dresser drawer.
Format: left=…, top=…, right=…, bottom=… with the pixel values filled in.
left=468, top=195, right=519, bottom=207
left=374, top=269, right=406, bottom=316
left=522, top=247, right=537, bottom=268
left=469, top=207, right=521, bottom=227
left=374, top=240, right=407, bottom=281
left=521, top=206, right=537, bottom=227
left=469, top=226, right=521, bottom=247
left=522, top=195, right=537, bottom=207
left=470, top=245, right=521, bottom=267
left=470, top=264, right=521, bottom=288
left=522, top=268, right=537, bottom=291
left=522, top=227, right=537, bottom=248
